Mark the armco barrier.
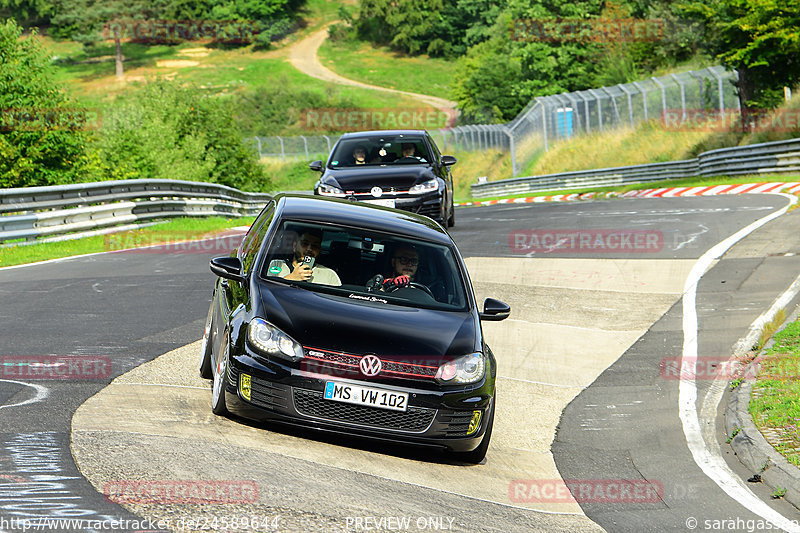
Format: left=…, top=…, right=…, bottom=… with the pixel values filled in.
left=0, top=179, right=272, bottom=243
left=471, top=137, right=800, bottom=198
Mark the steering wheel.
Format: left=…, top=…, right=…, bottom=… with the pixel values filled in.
left=408, top=282, right=435, bottom=298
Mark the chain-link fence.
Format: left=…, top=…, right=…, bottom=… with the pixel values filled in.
left=246, top=66, right=740, bottom=178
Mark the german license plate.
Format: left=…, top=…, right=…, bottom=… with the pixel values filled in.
left=362, top=199, right=395, bottom=208
left=323, top=381, right=408, bottom=412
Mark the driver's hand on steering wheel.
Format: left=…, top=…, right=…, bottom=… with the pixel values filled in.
left=382, top=275, right=410, bottom=291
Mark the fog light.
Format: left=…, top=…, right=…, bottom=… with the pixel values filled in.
left=467, top=410, right=482, bottom=435
left=240, top=373, right=251, bottom=401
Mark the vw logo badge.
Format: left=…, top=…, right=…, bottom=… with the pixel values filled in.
left=360, top=354, right=382, bottom=377
left=370, top=186, right=383, bottom=198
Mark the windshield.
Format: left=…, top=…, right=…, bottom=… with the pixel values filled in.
left=261, top=220, right=468, bottom=311
left=329, top=135, right=431, bottom=168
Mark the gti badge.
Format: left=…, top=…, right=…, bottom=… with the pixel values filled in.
left=359, top=354, right=382, bottom=377
left=370, top=187, right=383, bottom=198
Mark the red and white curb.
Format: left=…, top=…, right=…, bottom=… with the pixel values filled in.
left=457, top=182, right=800, bottom=207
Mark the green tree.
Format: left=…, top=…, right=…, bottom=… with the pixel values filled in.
left=680, top=1, right=800, bottom=113
left=99, top=80, right=268, bottom=191
left=51, top=0, right=170, bottom=79
left=0, top=19, right=92, bottom=188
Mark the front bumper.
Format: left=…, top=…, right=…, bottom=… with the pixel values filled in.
left=222, top=351, right=493, bottom=453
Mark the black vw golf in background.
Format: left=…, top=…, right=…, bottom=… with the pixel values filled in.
left=199, top=194, right=510, bottom=463
left=310, top=130, right=457, bottom=227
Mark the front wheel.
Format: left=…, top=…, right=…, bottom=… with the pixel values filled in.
left=447, top=198, right=455, bottom=228
left=198, top=301, right=214, bottom=379
left=211, top=346, right=229, bottom=416
left=452, top=397, right=494, bottom=464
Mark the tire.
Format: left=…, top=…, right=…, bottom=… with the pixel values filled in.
left=447, top=198, right=455, bottom=228
left=211, top=345, right=229, bottom=416
left=452, top=396, right=494, bottom=464
left=198, top=301, right=214, bottom=379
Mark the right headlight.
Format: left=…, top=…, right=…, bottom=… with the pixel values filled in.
left=435, top=353, right=485, bottom=384
left=247, top=318, right=304, bottom=361
left=317, top=183, right=345, bottom=197
left=408, top=179, right=438, bottom=195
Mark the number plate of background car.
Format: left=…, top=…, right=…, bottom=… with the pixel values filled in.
left=362, top=199, right=396, bottom=208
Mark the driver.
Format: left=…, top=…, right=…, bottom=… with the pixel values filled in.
left=367, top=245, right=419, bottom=292
left=277, top=229, right=341, bottom=286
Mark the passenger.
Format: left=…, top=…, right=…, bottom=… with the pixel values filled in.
left=277, top=229, right=341, bottom=286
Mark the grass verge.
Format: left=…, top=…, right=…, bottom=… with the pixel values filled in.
left=0, top=216, right=253, bottom=268
left=317, top=38, right=456, bottom=100
left=749, top=318, right=800, bottom=467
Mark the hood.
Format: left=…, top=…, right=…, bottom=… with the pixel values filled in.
left=323, top=165, right=436, bottom=192
left=257, top=282, right=477, bottom=360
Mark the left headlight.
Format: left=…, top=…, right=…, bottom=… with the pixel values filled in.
left=409, top=179, right=438, bottom=195
left=435, top=353, right=485, bottom=384
left=247, top=318, right=304, bottom=361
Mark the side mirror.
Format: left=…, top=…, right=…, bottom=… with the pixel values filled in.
left=441, top=155, right=457, bottom=167
left=309, top=160, right=324, bottom=172
left=210, top=256, right=245, bottom=283
left=479, top=298, right=510, bottom=321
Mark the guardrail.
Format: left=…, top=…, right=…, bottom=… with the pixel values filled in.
left=0, top=179, right=272, bottom=243
left=471, top=137, right=800, bottom=198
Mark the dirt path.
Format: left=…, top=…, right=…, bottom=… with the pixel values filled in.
left=287, top=24, right=457, bottom=112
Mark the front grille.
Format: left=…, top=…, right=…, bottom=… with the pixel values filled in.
left=293, top=388, right=436, bottom=433
left=304, top=347, right=438, bottom=382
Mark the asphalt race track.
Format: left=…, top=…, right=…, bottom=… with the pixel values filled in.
left=2, top=194, right=800, bottom=532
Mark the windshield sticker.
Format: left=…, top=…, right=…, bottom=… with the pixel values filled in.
left=332, top=160, right=338, bottom=165
left=268, top=265, right=282, bottom=274
left=349, top=294, right=387, bottom=304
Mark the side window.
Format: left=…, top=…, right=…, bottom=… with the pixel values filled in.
left=239, top=202, right=275, bottom=275
left=427, top=134, right=441, bottom=161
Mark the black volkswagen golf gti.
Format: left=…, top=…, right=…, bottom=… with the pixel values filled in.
left=310, top=130, right=457, bottom=227
left=199, top=194, right=510, bottom=463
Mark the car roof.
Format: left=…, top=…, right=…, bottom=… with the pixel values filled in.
left=272, top=194, right=452, bottom=244
left=339, top=130, right=429, bottom=138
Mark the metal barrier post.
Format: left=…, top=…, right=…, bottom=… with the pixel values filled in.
left=652, top=76, right=667, bottom=121
left=670, top=74, right=687, bottom=120
left=632, top=81, right=648, bottom=122
left=618, top=84, right=635, bottom=127
left=706, top=67, right=726, bottom=120
left=278, top=136, right=286, bottom=162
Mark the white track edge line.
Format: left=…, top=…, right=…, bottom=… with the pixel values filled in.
left=680, top=192, right=800, bottom=532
